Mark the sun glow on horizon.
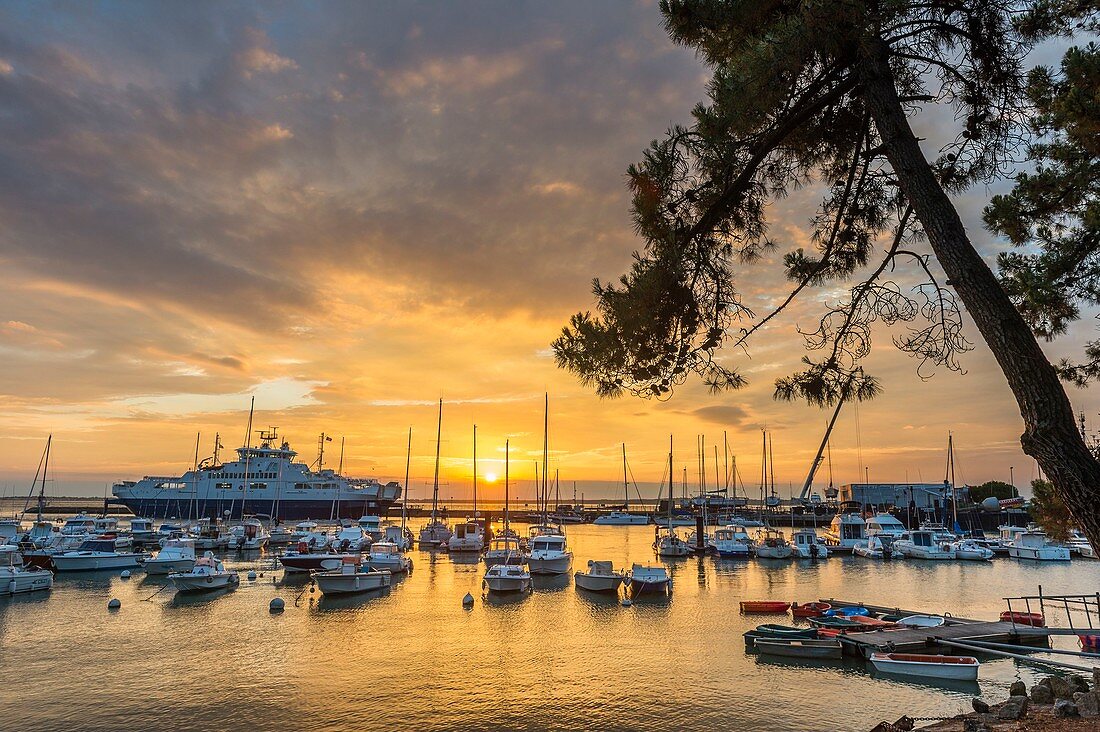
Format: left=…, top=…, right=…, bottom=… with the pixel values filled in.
left=484, top=472, right=498, bottom=483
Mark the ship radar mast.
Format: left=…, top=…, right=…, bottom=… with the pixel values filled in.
left=258, top=427, right=279, bottom=447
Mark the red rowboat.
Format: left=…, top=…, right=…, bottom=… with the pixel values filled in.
left=1000, top=611, right=1045, bottom=627
left=849, top=615, right=899, bottom=628
left=740, top=601, right=792, bottom=613
left=1080, top=635, right=1100, bottom=650
left=791, top=601, right=831, bottom=617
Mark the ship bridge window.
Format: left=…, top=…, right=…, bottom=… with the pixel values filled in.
left=294, top=483, right=308, bottom=490
left=250, top=482, right=267, bottom=490
left=216, top=483, right=232, bottom=489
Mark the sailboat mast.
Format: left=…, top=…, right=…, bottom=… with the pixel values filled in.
left=948, top=433, right=957, bottom=529
left=242, top=396, right=254, bottom=520
left=431, top=398, right=442, bottom=523
left=542, top=393, right=549, bottom=523
left=472, top=424, right=478, bottom=519
left=798, top=389, right=849, bottom=501
left=504, top=439, right=510, bottom=532
left=402, top=427, right=411, bottom=533
left=37, top=434, right=51, bottom=522
left=668, top=435, right=674, bottom=529
left=622, top=443, right=628, bottom=508
left=189, top=432, right=200, bottom=523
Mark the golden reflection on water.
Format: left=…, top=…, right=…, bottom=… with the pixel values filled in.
left=3, top=523, right=1100, bottom=731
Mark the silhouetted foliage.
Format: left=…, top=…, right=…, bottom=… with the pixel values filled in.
left=968, top=480, right=1017, bottom=502
left=1030, top=478, right=1074, bottom=541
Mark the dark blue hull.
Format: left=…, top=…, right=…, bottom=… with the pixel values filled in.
left=112, top=497, right=396, bottom=522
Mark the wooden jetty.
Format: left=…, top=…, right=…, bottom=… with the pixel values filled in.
left=820, top=598, right=1052, bottom=658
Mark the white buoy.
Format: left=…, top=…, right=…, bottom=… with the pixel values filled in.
left=621, top=598, right=633, bottom=607
left=269, top=598, right=285, bottom=613
left=462, top=592, right=474, bottom=608
left=120, top=570, right=132, bottom=579
left=108, top=598, right=121, bottom=609
left=247, top=570, right=257, bottom=581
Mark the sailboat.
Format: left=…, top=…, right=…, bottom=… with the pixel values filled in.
left=655, top=436, right=691, bottom=557
left=418, top=399, right=453, bottom=549
left=449, top=424, right=487, bottom=552
left=593, top=444, right=650, bottom=525
left=485, top=440, right=524, bottom=567
left=525, top=394, right=573, bottom=575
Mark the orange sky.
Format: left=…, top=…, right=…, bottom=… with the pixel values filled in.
left=0, top=2, right=1094, bottom=500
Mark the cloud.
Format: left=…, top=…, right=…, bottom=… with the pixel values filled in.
left=690, top=405, right=749, bottom=427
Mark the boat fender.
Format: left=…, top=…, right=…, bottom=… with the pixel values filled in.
left=121, top=570, right=131, bottom=579
left=7, top=580, right=15, bottom=595
left=207, top=576, right=213, bottom=583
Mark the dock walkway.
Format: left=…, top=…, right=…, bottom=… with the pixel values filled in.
left=820, top=598, right=1050, bottom=658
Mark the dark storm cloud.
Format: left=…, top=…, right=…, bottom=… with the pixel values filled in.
left=0, top=1, right=705, bottom=329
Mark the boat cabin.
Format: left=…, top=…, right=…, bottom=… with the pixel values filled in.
left=76, top=538, right=119, bottom=553
left=865, top=514, right=906, bottom=537
left=907, top=530, right=937, bottom=548
left=826, top=513, right=866, bottom=547
left=530, top=535, right=567, bottom=553
left=453, top=521, right=482, bottom=540
left=791, top=530, right=820, bottom=550
left=357, top=515, right=383, bottom=539
left=61, top=515, right=97, bottom=536
left=370, top=542, right=400, bottom=557
left=999, top=525, right=1026, bottom=544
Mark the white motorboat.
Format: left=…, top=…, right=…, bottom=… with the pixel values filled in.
left=997, top=525, right=1026, bottom=551
left=594, top=511, right=650, bottom=525
left=448, top=519, right=486, bottom=553
left=51, top=538, right=145, bottom=572
left=0, top=545, right=53, bottom=594
left=0, top=518, right=23, bottom=544
left=952, top=538, right=994, bottom=561
left=129, top=518, right=156, bottom=545
left=822, top=513, right=866, bottom=549
left=59, top=513, right=97, bottom=538
left=330, top=524, right=370, bottom=552
left=790, top=529, right=828, bottom=559
left=268, top=525, right=294, bottom=545
left=357, top=515, right=384, bottom=542
left=191, top=517, right=232, bottom=550
left=169, top=552, right=239, bottom=592
left=627, top=563, right=670, bottom=595
left=709, top=524, right=753, bottom=557
left=594, top=444, right=650, bottom=525
left=290, top=520, right=321, bottom=542
left=893, top=530, right=956, bottom=560
left=144, top=538, right=197, bottom=575
left=853, top=534, right=895, bottom=560
left=484, top=536, right=524, bottom=567
left=870, top=652, right=979, bottom=681
left=483, top=563, right=532, bottom=593
left=313, top=559, right=391, bottom=595
left=365, top=541, right=411, bottom=574
left=1068, top=530, right=1096, bottom=559
left=898, top=614, right=946, bottom=628
left=526, top=532, right=572, bottom=575
left=279, top=546, right=360, bottom=573
left=229, top=518, right=270, bottom=550
left=383, top=524, right=414, bottom=552
left=574, top=560, right=625, bottom=592
left=753, top=530, right=794, bottom=559
left=1008, top=529, right=1071, bottom=561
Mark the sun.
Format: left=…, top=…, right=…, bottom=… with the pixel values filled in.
left=484, top=472, right=498, bottom=483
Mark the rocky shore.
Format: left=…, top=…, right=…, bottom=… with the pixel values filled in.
left=913, top=670, right=1100, bottom=731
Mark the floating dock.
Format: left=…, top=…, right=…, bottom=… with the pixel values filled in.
left=820, top=598, right=1052, bottom=658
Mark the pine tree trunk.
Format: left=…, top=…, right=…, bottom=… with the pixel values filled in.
left=859, top=42, right=1100, bottom=550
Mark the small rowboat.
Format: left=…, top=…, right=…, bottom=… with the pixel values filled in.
left=743, top=625, right=818, bottom=646
left=792, top=601, right=831, bottom=617
left=870, top=652, right=979, bottom=681
left=824, top=605, right=869, bottom=618
left=740, top=601, right=792, bottom=613
left=1001, top=611, right=1045, bottom=627
left=848, top=615, right=900, bottom=628
left=809, top=617, right=864, bottom=630
left=898, top=614, right=946, bottom=628
left=755, top=638, right=843, bottom=660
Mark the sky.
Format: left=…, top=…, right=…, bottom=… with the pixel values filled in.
left=0, top=1, right=1095, bottom=502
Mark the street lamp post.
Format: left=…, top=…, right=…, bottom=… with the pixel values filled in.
left=1009, top=466, right=1016, bottom=498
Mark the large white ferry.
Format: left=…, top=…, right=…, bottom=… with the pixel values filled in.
left=112, top=431, right=401, bottom=521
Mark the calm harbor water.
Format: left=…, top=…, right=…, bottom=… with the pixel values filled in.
left=4, top=523, right=1099, bottom=731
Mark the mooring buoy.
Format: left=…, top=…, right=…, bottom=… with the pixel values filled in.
left=120, top=570, right=131, bottom=579
left=462, top=592, right=474, bottom=608
left=247, top=570, right=257, bottom=581
left=270, top=598, right=285, bottom=613
left=107, top=598, right=121, bottom=609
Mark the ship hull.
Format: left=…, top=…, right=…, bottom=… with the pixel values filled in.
left=112, top=497, right=398, bottom=522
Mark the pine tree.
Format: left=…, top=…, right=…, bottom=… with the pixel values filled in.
left=552, top=0, right=1100, bottom=548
